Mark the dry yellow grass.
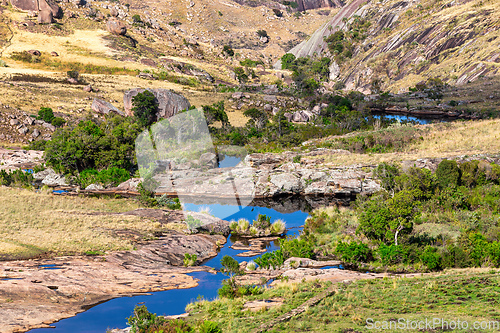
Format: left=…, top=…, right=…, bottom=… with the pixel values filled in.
left=313, top=119, right=500, bottom=166
left=0, top=187, right=167, bottom=259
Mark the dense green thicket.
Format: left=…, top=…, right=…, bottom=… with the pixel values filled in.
left=304, top=159, right=500, bottom=271
left=42, top=116, right=142, bottom=175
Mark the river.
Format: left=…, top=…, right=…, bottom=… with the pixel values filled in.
left=29, top=202, right=310, bottom=332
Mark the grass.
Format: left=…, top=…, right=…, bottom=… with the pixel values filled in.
left=0, top=187, right=169, bottom=260
left=186, top=269, right=500, bottom=332
left=308, top=119, right=500, bottom=166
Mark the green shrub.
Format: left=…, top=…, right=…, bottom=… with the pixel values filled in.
left=253, top=214, right=271, bottom=230
left=199, top=320, right=222, bottom=333
left=11, top=51, right=40, bottom=63
left=127, top=305, right=193, bottom=333
left=436, top=159, right=461, bottom=188
left=67, top=70, right=79, bottom=80
left=378, top=244, right=406, bottom=265
left=220, top=255, right=241, bottom=276
left=78, top=167, right=130, bottom=188
left=51, top=117, right=66, bottom=127
left=0, top=169, right=33, bottom=188
left=280, top=237, right=314, bottom=259
left=419, top=246, right=442, bottom=270
left=441, top=244, right=470, bottom=268
left=222, top=45, right=234, bottom=57
left=183, top=253, right=197, bottom=267
left=156, top=195, right=181, bottom=210
left=335, top=241, right=372, bottom=264
left=37, top=107, right=55, bottom=123
left=374, top=162, right=400, bottom=192
left=185, top=215, right=203, bottom=229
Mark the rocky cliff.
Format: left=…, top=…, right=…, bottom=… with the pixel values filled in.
left=279, top=0, right=500, bottom=93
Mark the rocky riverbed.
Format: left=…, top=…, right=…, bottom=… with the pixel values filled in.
left=0, top=210, right=229, bottom=333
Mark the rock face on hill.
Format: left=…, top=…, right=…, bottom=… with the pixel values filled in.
left=123, top=88, right=191, bottom=119
left=10, top=0, right=62, bottom=18
left=278, top=0, right=500, bottom=93
left=296, top=0, right=343, bottom=11
left=232, top=0, right=342, bottom=11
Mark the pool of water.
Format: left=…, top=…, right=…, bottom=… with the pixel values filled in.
left=38, top=264, right=63, bottom=270
left=373, top=114, right=439, bottom=125
left=29, top=203, right=309, bottom=332
left=218, top=155, right=242, bottom=168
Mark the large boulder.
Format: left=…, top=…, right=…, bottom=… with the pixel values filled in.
left=106, top=19, right=127, bottom=36
left=38, top=10, right=54, bottom=24
left=10, top=0, right=62, bottom=18
left=33, top=168, right=68, bottom=187
left=91, top=98, right=126, bottom=116
left=123, top=88, right=191, bottom=119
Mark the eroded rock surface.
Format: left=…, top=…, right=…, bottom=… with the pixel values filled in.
left=123, top=89, right=191, bottom=118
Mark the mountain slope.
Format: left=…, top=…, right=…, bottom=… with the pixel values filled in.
left=278, top=0, right=500, bottom=93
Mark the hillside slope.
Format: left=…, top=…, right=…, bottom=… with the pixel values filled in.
left=280, top=0, right=500, bottom=93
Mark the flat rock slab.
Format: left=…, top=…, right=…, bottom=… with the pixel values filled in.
left=243, top=298, right=284, bottom=312
left=0, top=228, right=225, bottom=332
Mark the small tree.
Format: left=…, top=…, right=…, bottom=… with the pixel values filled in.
left=220, top=255, right=241, bottom=277
left=132, top=90, right=158, bottom=128
left=243, top=107, right=268, bottom=129
left=281, top=53, right=296, bottom=70
left=202, top=101, right=229, bottom=127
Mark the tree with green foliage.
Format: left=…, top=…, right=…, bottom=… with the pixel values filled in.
left=202, top=101, right=229, bottom=127
left=132, top=90, right=158, bottom=128
left=243, top=107, right=268, bottom=129
left=43, top=116, right=142, bottom=174
left=280, top=53, right=296, bottom=70
left=374, top=162, right=401, bottom=192
left=357, top=190, right=418, bottom=245
left=220, top=255, right=241, bottom=277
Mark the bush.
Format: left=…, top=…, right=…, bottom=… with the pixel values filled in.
left=67, top=70, right=79, bottom=80
left=441, top=244, right=470, bottom=268
left=44, top=116, right=142, bottom=174
left=51, top=117, right=66, bottom=127
left=419, top=246, right=442, bottom=270
left=156, top=195, right=181, bottom=210
left=222, top=45, right=234, bottom=57
left=436, top=159, right=461, bottom=188
left=374, top=162, right=400, bottom=192
left=0, top=169, right=33, bottom=188
left=335, top=241, right=372, bottom=264
left=37, top=107, right=55, bottom=123
left=127, top=305, right=193, bottom=333
left=183, top=253, right=197, bottom=267
left=378, top=244, right=406, bottom=265
left=256, top=29, right=268, bottom=38
left=78, top=167, right=130, bottom=188
left=253, top=214, right=271, bottom=230
left=270, top=219, right=286, bottom=235
left=11, top=51, right=40, bottom=63
left=220, top=255, right=241, bottom=276
left=199, top=321, right=222, bottom=333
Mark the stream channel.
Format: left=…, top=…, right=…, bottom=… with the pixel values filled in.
left=30, top=200, right=312, bottom=332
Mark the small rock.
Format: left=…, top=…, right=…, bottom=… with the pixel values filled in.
left=50, top=51, right=59, bottom=57
left=27, top=49, right=41, bottom=56
left=18, top=127, right=29, bottom=135
left=110, top=7, right=118, bottom=17
left=32, top=129, right=40, bottom=138
left=67, top=78, right=78, bottom=84
left=83, top=85, right=93, bottom=92
left=10, top=119, right=19, bottom=126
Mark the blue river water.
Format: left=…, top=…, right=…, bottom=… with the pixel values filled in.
left=30, top=203, right=309, bottom=332
left=373, top=114, right=437, bottom=125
